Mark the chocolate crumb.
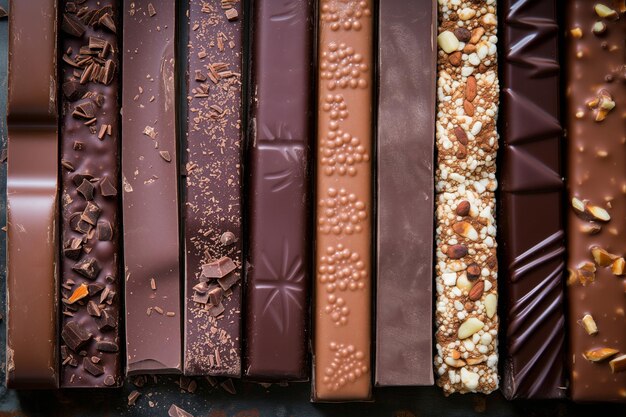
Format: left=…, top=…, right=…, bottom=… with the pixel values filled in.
left=159, top=150, right=172, bottom=162
left=128, top=390, right=141, bottom=406
left=148, top=3, right=156, bottom=17
left=168, top=404, right=194, bottom=417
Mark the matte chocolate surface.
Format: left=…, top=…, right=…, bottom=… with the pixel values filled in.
left=59, top=0, right=122, bottom=388
left=122, top=0, right=181, bottom=375
left=6, top=0, right=59, bottom=389
left=183, top=0, right=243, bottom=377
left=245, top=0, right=312, bottom=381
left=566, top=2, right=626, bottom=402
left=500, top=0, right=565, bottom=400
left=376, top=0, right=436, bottom=387
left=314, top=0, right=372, bottom=401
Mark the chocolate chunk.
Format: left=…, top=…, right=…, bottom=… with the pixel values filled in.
left=62, top=321, right=92, bottom=352
left=63, top=80, right=87, bottom=101
left=87, top=282, right=105, bottom=296
left=87, top=300, right=102, bottom=317
left=217, top=271, right=240, bottom=291
left=82, top=357, right=104, bottom=376
left=94, top=309, right=116, bottom=331
left=63, top=238, right=83, bottom=260
left=81, top=201, right=101, bottom=225
left=208, top=286, right=223, bottom=307
left=77, top=178, right=95, bottom=200
left=72, top=100, right=96, bottom=119
left=72, top=173, right=94, bottom=186
left=201, top=256, right=236, bottom=279
left=192, top=291, right=210, bottom=305
left=99, top=176, right=117, bottom=196
left=96, top=340, right=119, bottom=353
left=103, top=375, right=116, bottom=386
left=62, top=13, right=85, bottom=37
left=96, top=220, right=113, bottom=241
left=209, top=303, right=225, bottom=318
left=72, top=258, right=101, bottom=280
left=98, top=13, right=116, bottom=33
left=168, top=405, right=194, bottom=417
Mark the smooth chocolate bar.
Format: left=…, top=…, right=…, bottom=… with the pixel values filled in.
left=434, top=0, right=500, bottom=394
left=244, top=0, right=312, bottom=381
left=59, top=0, right=122, bottom=387
left=566, top=2, right=626, bottom=402
left=122, top=0, right=181, bottom=375
left=183, top=0, right=243, bottom=377
left=500, top=0, right=565, bottom=399
left=6, top=0, right=59, bottom=389
left=314, top=0, right=373, bottom=401
left=376, top=0, right=436, bottom=387
left=0, top=0, right=8, bottom=388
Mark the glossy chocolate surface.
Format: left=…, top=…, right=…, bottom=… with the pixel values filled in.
left=245, top=0, right=312, bottom=381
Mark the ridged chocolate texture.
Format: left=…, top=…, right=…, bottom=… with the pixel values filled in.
left=58, top=0, right=122, bottom=388
left=245, top=0, right=312, bottom=381
left=566, top=2, right=626, bottom=402
left=500, top=0, right=565, bottom=399
left=6, top=0, right=59, bottom=389
left=376, top=0, right=436, bottom=387
left=314, top=0, right=372, bottom=401
left=122, top=0, right=182, bottom=375
left=183, top=0, right=243, bottom=377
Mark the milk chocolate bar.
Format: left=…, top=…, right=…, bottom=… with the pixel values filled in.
left=314, top=0, right=373, bottom=401
left=59, top=0, right=122, bottom=388
left=500, top=0, right=565, bottom=399
left=0, top=0, right=7, bottom=387
left=122, top=0, right=182, bottom=375
left=376, top=0, right=436, bottom=387
left=6, top=0, right=59, bottom=389
left=244, top=0, right=312, bottom=382
left=434, top=0, right=500, bottom=394
left=566, top=1, right=626, bottom=402
left=183, top=0, right=243, bottom=377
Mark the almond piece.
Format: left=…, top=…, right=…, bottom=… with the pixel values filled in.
left=586, top=205, right=611, bottom=222
left=583, top=347, right=619, bottom=362
left=581, top=314, right=598, bottom=335
left=567, top=268, right=579, bottom=286
left=458, top=317, right=484, bottom=339
left=609, top=354, right=626, bottom=373
left=570, top=27, right=583, bottom=38
left=463, top=100, right=475, bottom=116
left=465, top=76, right=477, bottom=102
left=453, top=127, right=468, bottom=146
left=612, top=258, right=625, bottom=276
left=594, top=4, right=618, bottom=19
left=468, top=281, right=484, bottom=301
left=484, top=293, right=497, bottom=318
left=448, top=51, right=462, bottom=67
left=466, top=262, right=481, bottom=280
left=466, top=356, right=487, bottom=365
left=580, top=223, right=602, bottom=235
left=591, top=246, right=618, bottom=267
left=456, top=273, right=472, bottom=292
left=448, top=244, right=468, bottom=259
left=456, top=200, right=471, bottom=216
left=444, top=357, right=466, bottom=368
left=571, top=197, right=586, bottom=214
left=437, top=31, right=459, bottom=54
left=469, top=27, right=484, bottom=44
left=452, top=221, right=478, bottom=241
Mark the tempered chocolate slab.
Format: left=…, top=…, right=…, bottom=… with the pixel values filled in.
left=500, top=0, right=565, bottom=400
left=376, top=0, right=436, bottom=387
left=566, top=2, right=626, bottom=402
left=314, top=0, right=372, bottom=401
left=0, top=0, right=8, bottom=389
left=122, top=0, right=181, bottom=375
left=5, top=0, right=59, bottom=389
left=59, top=0, right=122, bottom=388
left=244, top=0, right=312, bottom=381
left=183, top=0, right=243, bottom=377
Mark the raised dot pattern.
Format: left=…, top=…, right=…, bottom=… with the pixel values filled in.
left=320, top=42, right=369, bottom=90
left=322, top=342, right=368, bottom=391
left=320, top=0, right=371, bottom=32
left=318, top=187, right=367, bottom=235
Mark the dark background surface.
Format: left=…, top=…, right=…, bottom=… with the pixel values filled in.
left=0, top=1, right=625, bottom=416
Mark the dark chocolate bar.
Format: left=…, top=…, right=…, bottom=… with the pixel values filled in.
left=376, top=0, right=436, bottom=387
left=314, top=0, right=373, bottom=401
left=6, top=0, right=59, bottom=389
left=566, top=2, right=626, bottom=402
left=183, top=0, right=243, bottom=377
left=59, top=0, right=122, bottom=388
left=500, top=0, right=565, bottom=400
left=122, top=0, right=182, bottom=375
left=244, top=0, right=312, bottom=382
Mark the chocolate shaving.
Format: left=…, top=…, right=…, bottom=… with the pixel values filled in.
left=73, top=100, right=97, bottom=119
left=98, top=13, right=116, bottom=33
left=168, top=405, right=194, bottom=417
left=62, top=13, right=85, bottom=37
left=83, top=357, right=104, bottom=376
left=62, top=321, right=92, bottom=351
left=87, top=300, right=102, bottom=317
left=128, top=390, right=141, bottom=406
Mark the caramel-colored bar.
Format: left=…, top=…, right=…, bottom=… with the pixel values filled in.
left=6, top=0, right=59, bottom=388
left=313, top=0, right=372, bottom=401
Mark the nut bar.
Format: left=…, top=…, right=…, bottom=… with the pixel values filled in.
left=434, top=0, right=499, bottom=395
left=183, top=0, right=243, bottom=377
left=245, top=0, right=312, bottom=381
left=500, top=0, right=565, bottom=399
left=122, top=0, right=181, bottom=375
left=313, top=0, right=372, bottom=401
left=6, top=0, right=59, bottom=388
left=566, top=2, right=626, bottom=402
left=59, top=0, right=122, bottom=388
left=376, top=0, right=436, bottom=386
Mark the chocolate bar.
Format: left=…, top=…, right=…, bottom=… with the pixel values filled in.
left=0, top=0, right=8, bottom=388
left=376, top=0, right=436, bottom=387
left=122, top=0, right=181, bottom=375
left=314, top=0, right=373, bottom=401
left=183, top=0, right=243, bottom=377
left=566, top=2, right=626, bottom=402
left=434, top=0, right=500, bottom=394
left=6, top=0, right=59, bottom=389
left=500, top=0, right=565, bottom=399
left=58, top=0, right=122, bottom=388
left=244, top=0, right=312, bottom=382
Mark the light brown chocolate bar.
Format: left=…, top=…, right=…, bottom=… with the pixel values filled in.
left=434, top=0, right=500, bottom=394
left=313, top=0, right=372, bottom=401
